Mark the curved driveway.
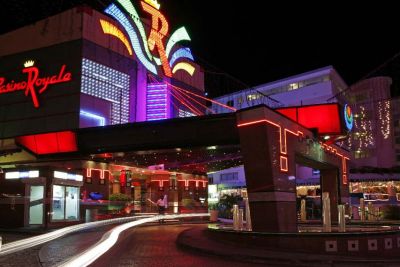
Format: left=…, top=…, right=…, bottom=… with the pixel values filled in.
left=91, top=224, right=264, bottom=267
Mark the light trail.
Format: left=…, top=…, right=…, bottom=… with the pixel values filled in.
left=57, top=213, right=209, bottom=267
left=0, top=215, right=152, bottom=256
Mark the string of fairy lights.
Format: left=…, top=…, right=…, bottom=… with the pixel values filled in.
left=378, top=100, right=391, bottom=139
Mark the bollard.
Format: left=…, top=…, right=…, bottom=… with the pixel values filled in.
left=367, top=202, right=374, bottom=221
left=300, top=199, right=307, bottom=222
left=338, top=205, right=346, bottom=232
left=244, top=198, right=252, bottom=231
left=239, top=208, right=244, bottom=231
left=233, top=204, right=239, bottom=231
left=360, top=198, right=365, bottom=221
left=0, top=236, right=2, bottom=251
left=322, top=192, right=331, bottom=232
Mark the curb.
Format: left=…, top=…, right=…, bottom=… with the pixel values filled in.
left=176, top=227, right=400, bottom=266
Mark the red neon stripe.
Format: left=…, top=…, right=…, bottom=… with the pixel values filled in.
left=170, top=89, right=202, bottom=116
left=152, top=76, right=236, bottom=112
left=171, top=86, right=215, bottom=114
left=171, top=88, right=203, bottom=115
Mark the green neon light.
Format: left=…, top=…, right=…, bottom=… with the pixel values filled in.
left=166, top=27, right=191, bottom=58
left=153, top=57, right=162, bottom=66
left=117, top=0, right=153, bottom=61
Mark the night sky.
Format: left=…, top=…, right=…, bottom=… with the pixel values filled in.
left=1, top=0, right=400, bottom=97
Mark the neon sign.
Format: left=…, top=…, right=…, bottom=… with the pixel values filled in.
left=102, top=0, right=196, bottom=77
left=344, top=104, right=353, bottom=131
left=0, top=61, right=72, bottom=108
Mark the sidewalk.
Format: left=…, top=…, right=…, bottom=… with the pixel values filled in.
left=176, top=226, right=400, bottom=267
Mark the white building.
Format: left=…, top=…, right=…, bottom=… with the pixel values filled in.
left=211, top=66, right=347, bottom=113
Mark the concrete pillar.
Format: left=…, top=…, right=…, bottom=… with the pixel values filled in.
left=320, top=169, right=339, bottom=222
left=360, top=198, right=366, bottom=221
left=338, top=204, right=346, bottom=232
left=233, top=204, right=239, bottom=231
left=300, top=199, right=307, bottom=222
left=322, top=192, right=332, bottom=232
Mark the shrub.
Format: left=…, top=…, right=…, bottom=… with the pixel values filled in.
left=217, top=194, right=242, bottom=219
left=182, top=198, right=196, bottom=209
left=208, top=202, right=219, bottom=210
left=382, top=205, right=400, bottom=220
left=109, top=193, right=132, bottom=202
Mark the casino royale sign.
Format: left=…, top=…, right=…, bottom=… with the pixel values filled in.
left=0, top=61, right=72, bottom=108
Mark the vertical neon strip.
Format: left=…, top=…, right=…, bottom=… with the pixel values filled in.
left=146, top=83, right=168, bottom=121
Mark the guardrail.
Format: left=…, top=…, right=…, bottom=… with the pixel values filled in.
left=57, top=213, right=210, bottom=267
left=0, top=215, right=153, bottom=256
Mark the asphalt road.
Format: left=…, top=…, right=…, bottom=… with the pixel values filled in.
left=91, top=224, right=266, bottom=267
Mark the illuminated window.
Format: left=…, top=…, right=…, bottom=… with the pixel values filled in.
left=288, top=83, right=299, bottom=91
left=246, top=94, right=260, bottom=101
left=81, top=58, right=130, bottom=125
left=178, top=109, right=195, bottom=118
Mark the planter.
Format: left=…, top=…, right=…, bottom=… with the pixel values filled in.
left=210, top=210, right=219, bottom=222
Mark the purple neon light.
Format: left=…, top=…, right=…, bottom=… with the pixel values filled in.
left=146, top=83, right=168, bottom=121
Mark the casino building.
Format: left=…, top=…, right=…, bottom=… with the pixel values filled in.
left=0, top=0, right=350, bottom=232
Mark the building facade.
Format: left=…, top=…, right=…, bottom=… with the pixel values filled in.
left=211, top=66, right=400, bottom=213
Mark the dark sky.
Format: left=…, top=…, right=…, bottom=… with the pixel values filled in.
left=2, top=1, right=400, bottom=96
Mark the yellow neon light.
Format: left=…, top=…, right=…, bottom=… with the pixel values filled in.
left=172, top=62, right=195, bottom=76
left=144, top=0, right=160, bottom=10
left=100, top=19, right=133, bottom=56
left=24, top=60, right=35, bottom=68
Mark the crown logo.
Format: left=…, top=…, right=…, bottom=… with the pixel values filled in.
left=143, top=0, right=160, bottom=10
left=24, top=60, right=35, bottom=68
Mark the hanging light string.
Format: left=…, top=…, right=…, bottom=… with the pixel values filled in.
left=148, top=74, right=236, bottom=113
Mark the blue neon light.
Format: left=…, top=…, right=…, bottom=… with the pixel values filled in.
left=169, top=48, right=194, bottom=67
left=104, top=4, right=157, bottom=75
left=80, top=110, right=106, bottom=126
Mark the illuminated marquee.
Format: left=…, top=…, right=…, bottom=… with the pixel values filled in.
left=0, top=61, right=72, bottom=108
left=102, top=0, right=196, bottom=77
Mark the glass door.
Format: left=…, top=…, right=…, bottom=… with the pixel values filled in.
left=52, top=185, right=79, bottom=221
left=29, top=186, right=44, bottom=225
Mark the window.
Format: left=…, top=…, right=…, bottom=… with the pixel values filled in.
left=52, top=185, right=79, bottom=221
left=247, top=94, right=260, bottom=101
left=226, top=100, right=234, bottom=107
left=220, top=172, right=239, bottom=182
left=288, top=83, right=299, bottom=91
